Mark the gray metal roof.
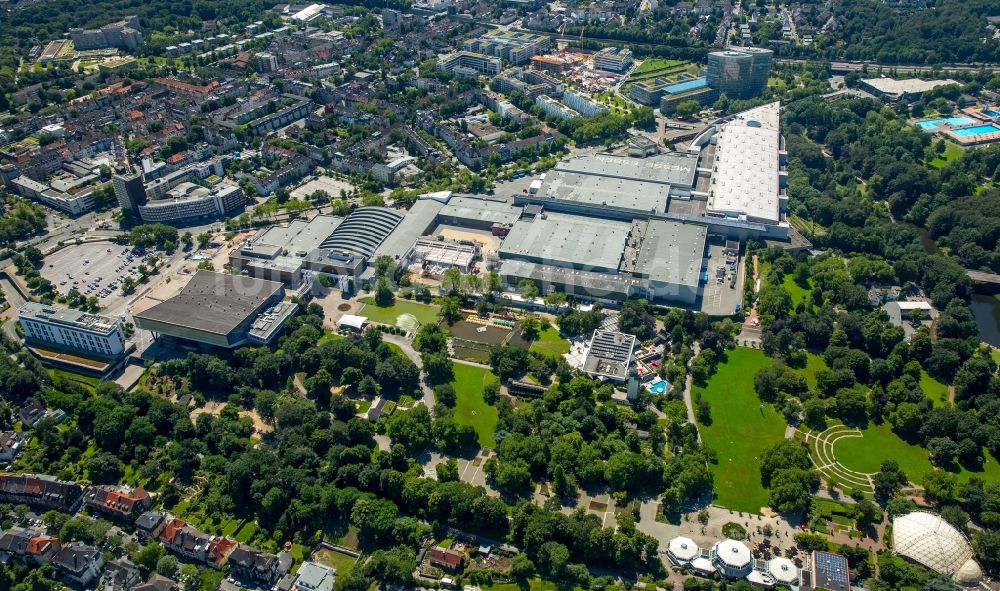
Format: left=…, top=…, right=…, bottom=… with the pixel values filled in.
left=499, top=212, right=631, bottom=272
left=373, top=198, right=445, bottom=261
left=632, top=219, right=707, bottom=288
left=554, top=152, right=699, bottom=187
left=438, top=195, right=520, bottom=226
left=134, top=271, right=282, bottom=336
left=535, top=169, right=670, bottom=215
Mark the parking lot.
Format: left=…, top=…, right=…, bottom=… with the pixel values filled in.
left=290, top=175, right=356, bottom=201
left=699, top=242, right=744, bottom=315
left=41, top=241, right=154, bottom=310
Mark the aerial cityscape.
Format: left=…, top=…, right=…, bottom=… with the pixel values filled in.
left=0, top=0, right=1000, bottom=590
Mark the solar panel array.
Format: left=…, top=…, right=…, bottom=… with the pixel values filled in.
left=814, top=551, right=849, bottom=590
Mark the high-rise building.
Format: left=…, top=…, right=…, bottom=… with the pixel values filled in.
left=706, top=47, right=773, bottom=100
left=256, top=52, right=278, bottom=74
left=112, top=169, right=147, bottom=217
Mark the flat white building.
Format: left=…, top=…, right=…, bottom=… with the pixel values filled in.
left=19, top=302, right=126, bottom=359
left=706, top=102, right=787, bottom=226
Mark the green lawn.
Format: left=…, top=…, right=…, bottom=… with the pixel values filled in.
left=929, top=141, right=963, bottom=168
left=920, top=370, right=950, bottom=408
left=529, top=325, right=571, bottom=358
left=311, top=548, right=357, bottom=575
left=358, top=297, right=440, bottom=328
left=50, top=369, right=100, bottom=391
left=220, top=517, right=242, bottom=536
left=234, top=521, right=258, bottom=543
left=782, top=273, right=812, bottom=308
left=485, top=579, right=579, bottom=591
left=795, top=352, right=828, bottom=390
left=834, top=422, right=1000, bottom=484
left=694, top=348, right=787, bottom=513
left=317, top=330, right=344, bottom=346
left=451, top=363, right=499, bottom=448
left=633, top=58, right=685, bottom=74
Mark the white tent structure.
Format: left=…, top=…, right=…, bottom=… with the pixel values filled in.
left=337, top=314, right=369, bottom=332
left=893, top=512, right=982, bottom=587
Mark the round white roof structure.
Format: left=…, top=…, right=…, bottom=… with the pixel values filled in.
left=955, top=559, right=983, bottom=587
left=893, top=512, right=979, bottom=580
left=714, top=539, right=752, bottom=569
left=668, top=536, right=699, bottom=561
left=768, top=557, right=799, bottom=584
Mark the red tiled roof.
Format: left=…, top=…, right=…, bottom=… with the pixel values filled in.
left=429, top=547, right=463, bottom=570
left=27, top=536, right=58, bottom=555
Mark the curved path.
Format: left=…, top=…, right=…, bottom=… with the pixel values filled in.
left=797, top=425, right=876, bottom=494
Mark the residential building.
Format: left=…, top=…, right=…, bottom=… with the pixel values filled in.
left=562, top=90, right=608, bottom=117
left=535, top=95, right=580, bottom=119
left=158, top=518, right=236, bottom=566
left=135, top=511, right=167, bottom=540
left=19, top=302, right=127, bottom=360
left=428, top=547, right=464, bottom=572
left=0, top=431, right=27, bottom=463
left=0, top=473, right=83, bottom=512
left=0, top=529, right=60, bottom=565
left=463, top=31, right=551, bottom=64
left=18, top=399, right=65, bottom=428
left=133, top=575, right=178, bottom=591
left=256, top=52, right=279, bottom=73
left=69, top=16, right=143, bottom=51
left=293, top=562, right=335, bottom=591
left=101, top=559, right=142, bottom=591
left=53, top=543, right=105, bottom=587
left=83, top=485, right=152, bottom=522
left=228, top=545, right=282, bottom=586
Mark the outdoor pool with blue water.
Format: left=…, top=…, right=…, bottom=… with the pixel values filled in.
left=647, top=379, right=667, bottom=394
left=952, top=124, right=1000, bottom=137
left=916, top=116, right=975, bottom=130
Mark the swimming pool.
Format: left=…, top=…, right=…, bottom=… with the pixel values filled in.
left=952, top=124, right=1000, bottom=137
left=984, top=109, right=1000, bottom=118
left=647, top=379, right=667, bottom=394
left=916, top=116, right=975, bottom=130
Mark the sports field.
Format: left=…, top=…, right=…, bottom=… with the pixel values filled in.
left=694, top=348, right=787, bottom=513
left=451, top=363, right=499, bottom=447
